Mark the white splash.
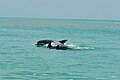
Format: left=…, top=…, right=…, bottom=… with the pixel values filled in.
left=67, top=44, right=95, bottom=50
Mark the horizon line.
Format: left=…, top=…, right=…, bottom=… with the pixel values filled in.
left=0, top=16, right=120, bottom=22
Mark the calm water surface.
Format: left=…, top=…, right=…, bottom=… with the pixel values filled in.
left=0, top=18, right=120, bottom=80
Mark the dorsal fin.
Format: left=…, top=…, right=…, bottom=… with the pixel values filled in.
left=59, top=40, right=67, bottom=44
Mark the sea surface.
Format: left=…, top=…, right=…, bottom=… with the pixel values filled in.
left=0, top=18, right=120, bottom=80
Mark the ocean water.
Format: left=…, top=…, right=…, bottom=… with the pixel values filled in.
left=0, top=18, right=120, bottom=80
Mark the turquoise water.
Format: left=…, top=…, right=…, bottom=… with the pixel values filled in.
left=0, top=18, right=120, bottom=80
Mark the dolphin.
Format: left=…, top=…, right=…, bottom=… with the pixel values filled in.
left=56, top=44, right=69, bottom=50
left=47, top=42, right=69, bottom=50
left=35, top=39, right=67, bottom=47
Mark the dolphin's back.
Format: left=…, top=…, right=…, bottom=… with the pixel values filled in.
left=37, top=40, right=53, bottom=44
left=37, top=39, right=67, bottom=45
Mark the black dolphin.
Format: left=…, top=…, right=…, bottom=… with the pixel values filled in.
left=35, top=39, right=67, bottom=46
left=56, top=44, right=69, bottom=50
